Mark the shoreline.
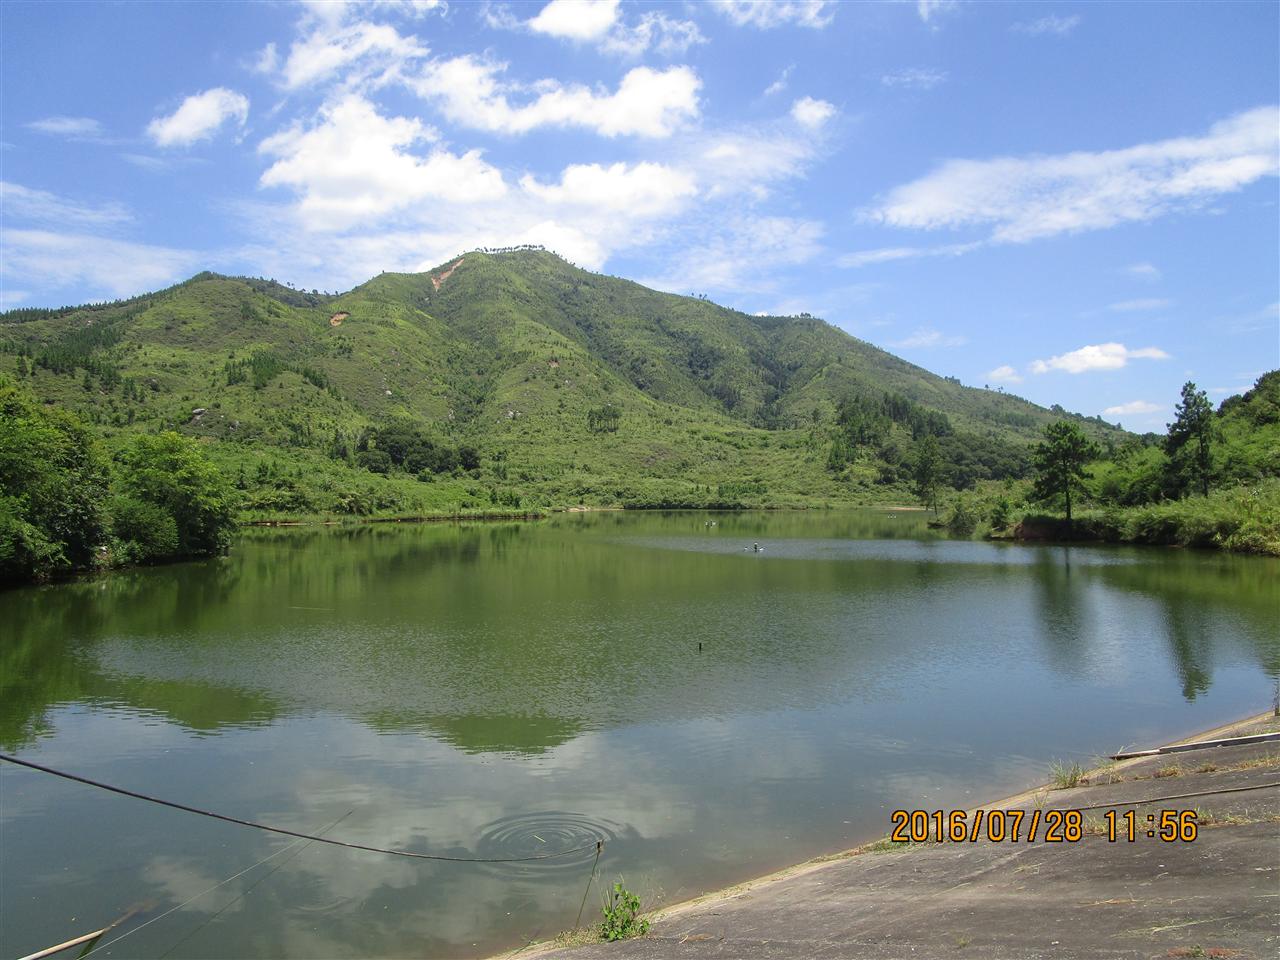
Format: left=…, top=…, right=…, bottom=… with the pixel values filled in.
left=499, top=707, right=1277, bottom=959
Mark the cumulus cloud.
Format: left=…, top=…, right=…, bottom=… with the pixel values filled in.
left=259, top=94, right=505, bottom=230
left=527, top=0, right=620, bottom=40
left=866, top=106, right=1280, bottom=244
left=273, top=17, right=425, bottom=89
left=1031, top=342, right=1170, bottom=374
left=147, top=88, right=249, bottom=147
left=710, top=1, right=834, bottom=29
left=408, top=58, right=700, bottom=137
left=1012, top=14, right=1081, bottom=36
left=988, top=364, right=1023, bottom=384
left=1102, top=400, right=1160, bottom=415
left=890, top=328, right=967, bottom=349
left=881, top=68, right=947, bottom=90
left=25, top=116, right=104, bottom=138
left=520, top=162, right=696, bottom=217
left=1108, top=297, right=1172, bottom=312
left=790, top=96, right=835, bottom=129
left=496, top=0, right=703, bottom=57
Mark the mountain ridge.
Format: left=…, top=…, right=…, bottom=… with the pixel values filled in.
left=0, top=249, right=1124, bottom=515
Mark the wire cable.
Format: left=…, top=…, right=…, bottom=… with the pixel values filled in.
left=154, top=810, right=355, bottom=960
left=1066, top=780, right=1280, bottom=813
left=0, top=752, right=602, bottom=863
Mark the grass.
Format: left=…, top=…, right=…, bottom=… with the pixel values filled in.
left=861, top=836, right=922, bottom=854
left=1049, top=760, right=1086, bottom=789
left=551, top=927, right=603, bottom=948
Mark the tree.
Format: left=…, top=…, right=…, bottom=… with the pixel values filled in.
left=1031, top=421, right=1096, bottom=525
left=115, top=432, right=237, bottom=555
left=912, top=434, right=942, bottom=515
left=0, top=380, right=110, bottom=581
left=1165, top=381, right=1213, bottom=497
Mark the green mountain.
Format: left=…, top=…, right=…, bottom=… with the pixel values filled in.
left=1, top=249, right=1124, bottom=516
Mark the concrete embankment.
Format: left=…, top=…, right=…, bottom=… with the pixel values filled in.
left=521, top=712, right=1280, bottom=960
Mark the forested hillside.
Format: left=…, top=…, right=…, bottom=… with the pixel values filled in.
left=0, top=249, right=1121, bottom=521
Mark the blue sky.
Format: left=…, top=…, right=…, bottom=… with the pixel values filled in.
left=2, top=0, right=1277, bottom=429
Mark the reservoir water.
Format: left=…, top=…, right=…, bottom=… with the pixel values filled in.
left=2, top=511, right=1276, bottom=958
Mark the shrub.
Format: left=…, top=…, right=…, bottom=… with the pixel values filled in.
left=115, top=432, right=237, bottom=556
left=600, top=882, right=649, bottom=942
left=110, top=495, right=179, bottom=562
left=0, top=380, right=109, bottom=581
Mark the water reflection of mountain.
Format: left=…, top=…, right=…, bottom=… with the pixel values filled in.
left=2, top=517, right=1275, bottom=752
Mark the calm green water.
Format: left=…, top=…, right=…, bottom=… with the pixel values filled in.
left=2, top=511, right=1277, bottom=958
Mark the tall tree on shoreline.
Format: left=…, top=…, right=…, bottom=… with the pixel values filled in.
left=1031, top=420, right=1096, bottom=526
left=1166, top=381, right=1214, bottom=497
left=912, top=434, right=942, bottom=515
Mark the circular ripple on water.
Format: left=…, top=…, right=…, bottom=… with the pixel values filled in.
left=473, top=811, right=622, bottom=874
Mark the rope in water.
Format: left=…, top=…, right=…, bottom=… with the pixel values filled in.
left=0, top=752, right=603, bottom=863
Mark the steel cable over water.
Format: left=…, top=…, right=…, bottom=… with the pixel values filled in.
left=0, top=752, right=605, bottom=863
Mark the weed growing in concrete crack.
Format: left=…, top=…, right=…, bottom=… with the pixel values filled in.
left=1049, top=760, right=1085, bottom=789
left=600, top=881, right=650, bottom=942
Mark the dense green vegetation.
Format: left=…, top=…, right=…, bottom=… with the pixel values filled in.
left=4, top=249, right=1271, bottom=568
left=0, top=380, right=237, bottom=582
left=0, top=250, right=1123, bottom=531
left=938, top=373, right=1280, bottom=555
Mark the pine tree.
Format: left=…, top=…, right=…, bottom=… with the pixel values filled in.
left=1031, top=421, right=1096, bottom=525
left=1165, top=381, right=1213, bottom=497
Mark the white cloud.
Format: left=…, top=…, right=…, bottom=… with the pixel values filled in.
left=147, top=88, right=249, bottom=147
left=837, top=241, right=980, bottom=267
left=710, top=1, right=834, bottom=29
left=1012, top=14, right=1081, bottom=37
left=599, top=12, right=705, bottom=57
left=988, top=364, right=1023, bottom=384
left=638, top=216, right=824, bottom=294
left=259, top=94, right=506, bottom=230
left=916, top=0, right=959, bottom=24
left=409, top=58, right=700, bottom=137
left=764, top=65, right=794, bottom=97
left=1030, top=342, right=1170, bottom=374
left=0, top=289, right=30, bottom=311
left=528, top=0, right=620, bottom=41
left=867, top=106, right=1280, bottom=244
left=881, top=68, right=947, bottom=90
left=1, top=182, right=131, bottom=227
left=1124, top=261, right=1162, bottom=282
left=698, top=129, right=818, bottom=200
left=1108, top=297, right=1172, bottom=312
left=520, top=162, right=696, bottom=217
left=25, top=116, right=103, bottom=138
left=275, top=18, right=426, bottom=90
left=495, top=0, right=703, bottom=57
left=790, top=96, right=835, bottom=130
left=253, top=42, right=280, bottom=74
left=891, top=327, right=967, bottom=349
left=1, top=230, right=201, bottom=299
left=1102, top=400, right=1160, bottom=415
